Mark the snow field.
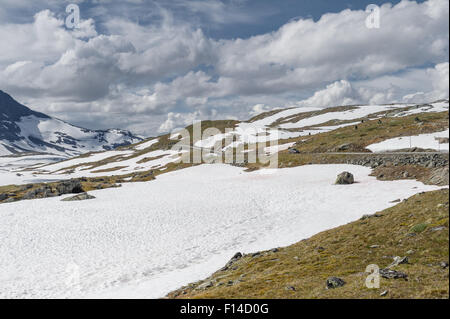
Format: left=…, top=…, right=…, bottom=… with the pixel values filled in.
left=0, top=164, right=442, bottom=298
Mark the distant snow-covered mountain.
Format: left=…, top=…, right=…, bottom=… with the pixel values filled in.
left=0, top=90, right=142, bottom=157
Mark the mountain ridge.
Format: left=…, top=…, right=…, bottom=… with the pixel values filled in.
left=0, top=90, right=142, bottom=157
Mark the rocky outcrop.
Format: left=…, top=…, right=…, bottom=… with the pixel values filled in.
left=22, top=179, right=84, bottom=200
left=335, top=171, right=354, bottom=184
left=344, top=153, right=448, bottom=168
left=333, top=143, right=369, bottom=152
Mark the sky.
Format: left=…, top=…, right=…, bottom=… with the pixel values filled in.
left=0, top=0, right=448, bottom=136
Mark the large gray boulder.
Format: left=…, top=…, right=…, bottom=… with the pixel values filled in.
left=335, top=171, right=354, bottom=184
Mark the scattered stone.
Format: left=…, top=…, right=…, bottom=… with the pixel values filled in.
left=360, top=213, right=383, bottom=220
left=390, top=199, right=401, bottom=203
left=388, top=256, right=409, bottom=268
left=380, top=290, right=389, bottom=297
left=406, top=250, right=414, bottom=255
left=440, top=261, right=449, bottom=269
left=370, top=245, right=380, bottom=249
left=316, top=246, right=325, bottom=252
left=61, top=192, right=96, bottom=201
left=251, top=252, right=261, bottom=258
left=195, top=281, right=214, bottom=290
left=288, top=148, right=300, bottom=154
left=221, top=252, right=243, bottom=271
left=0, top=193, right=8, bottom=201
left=430, top=226, right=445, bottom=232
left=285, top=286, right=296, bottom=291
left=402, top=171, right=410, bottom=178
left=336, top=143, right=352, bottom=151
left=379, top=268, right=408, bottom=280
left=55, top=180, right=84, bottom=195
left=335, top=171, right=354, bottom=185
left=271, top=248, right=279, bottom=253
left=326, top=277, right=345, bottom=289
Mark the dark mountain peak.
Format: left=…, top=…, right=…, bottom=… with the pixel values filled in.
left=0, top=90, right=50, bottom=121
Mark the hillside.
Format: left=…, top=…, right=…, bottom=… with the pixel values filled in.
left=0, top=90, right=142, bottom=157
left=168, top=189, right=449, bottom=299
left=0, top=98, right=448, bottom=299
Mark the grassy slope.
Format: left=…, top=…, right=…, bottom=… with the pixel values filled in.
left=168, top=189, right=449, bottom=299
left=281, top=111, right=449, bottom=154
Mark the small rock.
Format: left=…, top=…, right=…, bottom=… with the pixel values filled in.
left=388, top=256, right=409, bottom=268
left=379, top=268, right=408, bottom=280
left=231, top=252, right=243, bottom=260
left=402, top=171, right=410, bottom=178
left=196, top=281, right=214, bottom=290
left=380, top=290, right=389, bottom=297
left=370, top=245, right=380, bottom=249
left=406, top=250, right=414, bottom=255
left=271, top=248, right=279, bottom=253
left=440, top=261, right=449, bottom=269
left=288, top=148, right=300, bottom=154
left=221, top=252, right=243, bottom=271
left=326, top=277, right=345, bottom=289
left=390, top=199, right=401, bottom=203
left=360, top=213, right=383, bottom=220
left=285, top=286, right=296, bottom=291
